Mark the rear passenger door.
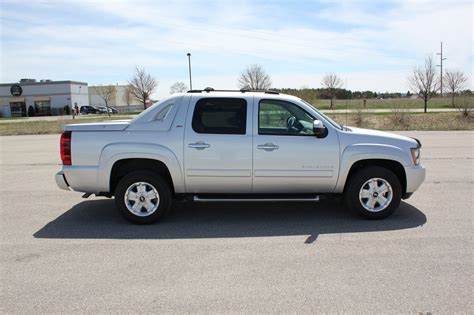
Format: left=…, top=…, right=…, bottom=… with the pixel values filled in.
left=184, top=97, right=253, bottom=193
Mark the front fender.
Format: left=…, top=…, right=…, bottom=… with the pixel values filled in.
left=96, top=142, right=184, bottom=193
left=334, top=143, right=411, bottom=193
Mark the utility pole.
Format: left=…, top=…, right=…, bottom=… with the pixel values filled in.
left=187, top=53, right=192, bottom=90
left=437, top=42, right=447, bottom=97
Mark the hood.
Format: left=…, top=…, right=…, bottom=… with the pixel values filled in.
left=341, top=126, right=419, bottom=148
left=64, top=120, right=130, bottom=132
left=349, top=127, right=415, bottom=142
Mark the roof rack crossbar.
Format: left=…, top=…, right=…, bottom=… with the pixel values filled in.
left=186, top=88, right=279, bottom=94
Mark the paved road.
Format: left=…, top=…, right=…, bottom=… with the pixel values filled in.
left=0, top=131, right=472, bottom=313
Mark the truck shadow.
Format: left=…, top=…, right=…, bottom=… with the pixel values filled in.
left=34, top=199, right=427, bottom=242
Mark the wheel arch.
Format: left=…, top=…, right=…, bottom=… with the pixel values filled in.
left=96, top=143, right=184, bottom=194
left=342, top=159, right=407, bottom=195
left=109, top=158, right=175, bottom=196
left=335, top=144, right=410, bottom=194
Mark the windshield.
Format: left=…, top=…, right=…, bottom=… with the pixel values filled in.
left=301, top=100, right=343, bottom=130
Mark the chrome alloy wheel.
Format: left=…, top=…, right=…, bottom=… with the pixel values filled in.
left=358, top=178, right=393, bottom=212
left=124, top=182, right=160, bottom=217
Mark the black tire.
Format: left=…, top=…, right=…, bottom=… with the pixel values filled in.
left=344, top=166, right=402, bottom=219
left=114, top=171, right=172, bottom=224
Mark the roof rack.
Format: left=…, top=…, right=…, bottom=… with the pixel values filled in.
left=186, top=87, right=279, bottom=95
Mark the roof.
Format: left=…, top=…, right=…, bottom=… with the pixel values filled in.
left=184, top=89, right=301, bottom=101
left=0, top=80, right=88, bottom=87
left=187, top=88, right=278, bottom=94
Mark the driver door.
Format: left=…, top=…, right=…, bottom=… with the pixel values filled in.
left=252, top=98, right=340, bottom=193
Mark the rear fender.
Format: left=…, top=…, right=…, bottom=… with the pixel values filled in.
left=97, top=143, right=184, bottom=193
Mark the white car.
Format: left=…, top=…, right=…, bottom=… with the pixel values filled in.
left=98, top=106, right=118, bottom=114
left=56, top=89, right=425, bottom=224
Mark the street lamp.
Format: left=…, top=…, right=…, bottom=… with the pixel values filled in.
left=187, top=53, right=192, bottom=90
left=436, top=42, right=447, bottom=97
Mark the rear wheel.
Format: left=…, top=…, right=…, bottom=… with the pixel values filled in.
left=344, top=166, right=402, bottom=219
left=114, top=171, right=172, bottom=224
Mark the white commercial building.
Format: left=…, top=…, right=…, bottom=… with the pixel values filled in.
left=0, top=79, right=88, bottom=117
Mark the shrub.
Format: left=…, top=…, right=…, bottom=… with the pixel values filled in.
left=64, top=106, right=70, bottom=115
left=455, top=96, right=473, bottom=118
left=28, top=106, right=35, bottom=117
left=390, top=100, right=411, bottom=127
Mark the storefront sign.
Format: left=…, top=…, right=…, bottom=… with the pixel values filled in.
left=10, top=84, right=23, bottom=96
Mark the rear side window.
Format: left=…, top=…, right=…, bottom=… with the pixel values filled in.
left=154, top=103, right=174, bottom=121
left=192, top=98, right=247, bottom=134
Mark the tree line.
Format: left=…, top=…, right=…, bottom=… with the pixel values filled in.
left=237, top=63, right=471, bottom=112
left=96, top=58, right=470, bottom=114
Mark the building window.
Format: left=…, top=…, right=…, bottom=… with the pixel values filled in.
left=34, top=101, right=52, bottom=116
left=9, top=102, right=26, bottom=117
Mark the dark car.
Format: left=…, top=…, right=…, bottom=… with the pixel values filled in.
left=80, top=106, right=104, bottom=114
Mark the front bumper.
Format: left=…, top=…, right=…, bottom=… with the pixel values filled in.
left=55, top=171, right=70, bottom=190
left=404, top=164, right=426, bottom=194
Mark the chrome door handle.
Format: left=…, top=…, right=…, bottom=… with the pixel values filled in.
left=188, top=141, right=211, bottom=150
left=257, top=143, right=279, bottom=151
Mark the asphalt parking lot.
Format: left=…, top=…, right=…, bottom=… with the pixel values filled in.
left=0, top=131, right=472, bottom=313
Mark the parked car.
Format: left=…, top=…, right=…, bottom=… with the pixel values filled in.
left=79, top=105, right=105, bottom=115
left=56, top=89, right=425, bottom=224
left=98, top=106, right=118, bottom=114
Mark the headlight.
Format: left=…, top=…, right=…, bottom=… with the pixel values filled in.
left=410, top=148, right=420, bottom=165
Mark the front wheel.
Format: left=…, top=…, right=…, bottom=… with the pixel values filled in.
left=114, top=171, right=172, bottom=224
left=344, top=166, right=402, bottom=219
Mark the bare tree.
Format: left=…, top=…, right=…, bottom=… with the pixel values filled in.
left=128, top=67, right=158, bottom=110
left=408, top=55, right=438, bottom=113
left=238, top=64, right=272, bottom=90
left=353, top=100, right=366, bottom=127
left=94, top=85, right=116, bottom=118
left=444, top=70, right=468, bottom=108
left=169, top=82, right=188, bottom=94
left=321, top=73, right=343, bottom=109
left=122, top=84, right=135, bottom=114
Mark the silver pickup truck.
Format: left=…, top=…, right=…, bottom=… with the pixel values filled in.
left=56, top=89, right=425, bottom=224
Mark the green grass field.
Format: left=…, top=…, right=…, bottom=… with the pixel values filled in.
left=0, top=116, right=132, bottom=136
left=306, top=97, right=454, bottom=110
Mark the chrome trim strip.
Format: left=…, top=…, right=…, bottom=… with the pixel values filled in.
left=193, top=196, right=319, bottom=202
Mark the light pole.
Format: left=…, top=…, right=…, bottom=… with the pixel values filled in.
left=187, top=53, right=192, bottom=90
left=437, top=42, right=447, bottom=97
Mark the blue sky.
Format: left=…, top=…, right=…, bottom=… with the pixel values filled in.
left=1, top=0, right=472, bottom=98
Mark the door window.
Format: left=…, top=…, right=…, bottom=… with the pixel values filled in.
left=259, top=100, right=315, bottom=135
left=192, top=98, right=247, bottom=134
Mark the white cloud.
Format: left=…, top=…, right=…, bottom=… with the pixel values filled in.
left=0, top=0, right=472, bottom=94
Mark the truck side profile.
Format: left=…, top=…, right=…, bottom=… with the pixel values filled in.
left=56, top=90, right=425, bottom=223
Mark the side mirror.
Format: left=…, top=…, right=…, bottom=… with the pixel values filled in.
left=313, top=119, right=327, bottom=138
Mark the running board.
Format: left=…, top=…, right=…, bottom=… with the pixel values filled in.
left=193, top=195, right=320, bottom=202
